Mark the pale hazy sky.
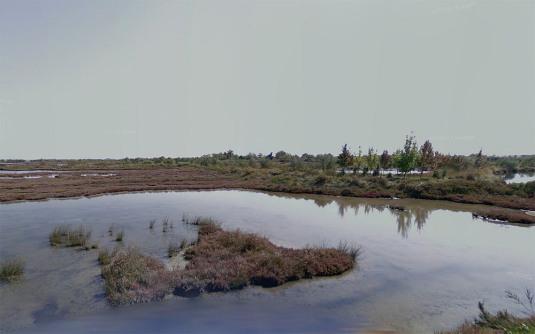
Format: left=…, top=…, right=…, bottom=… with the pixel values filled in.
left=0, top=0, right=534, bottom=159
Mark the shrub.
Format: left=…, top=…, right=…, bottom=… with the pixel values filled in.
left=313, top=175, right=329, bottom=186
left=0, top=259, right=24, bottom=282
left=100, top=247, right=170, bottom=305
left=525, top=181, right=535, bottom=197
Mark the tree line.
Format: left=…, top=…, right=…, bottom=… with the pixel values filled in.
left=337, top=135, right=481, bottom=176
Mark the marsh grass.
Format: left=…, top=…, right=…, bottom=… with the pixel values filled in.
left=98, top=248, right=111, bottom=265
left=176, top=221, right=358, bottom=294
left=336, top=241, right=361, bottom=261
left=168, top=239, right=190, bottom=258
left=182, top=216, right=217, bottom=226
left=440, top=292, right=535, bottom=334
left=0, top=259, right=24, bottom=282
left=100, top=218, right=358, bottom=304
left=115, top=230, right=124, bottom=242
left=167, top=241, right=181, bottom=258
left=49, top=225, right=91, bottom=248
left=162, top=217, right=170, bottom=233
left=100, top=247, right=170, bottom=305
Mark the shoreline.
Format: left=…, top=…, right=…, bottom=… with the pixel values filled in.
left=1, top=166, right=534, bottom=225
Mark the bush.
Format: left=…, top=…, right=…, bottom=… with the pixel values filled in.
left=100, top=247, right=170, bottom=305
left=525, top=181, right=535, bottom=197
left=313, top=175, right=329, bottom=186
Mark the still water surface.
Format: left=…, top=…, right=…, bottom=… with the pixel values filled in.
left=1, top=191, right=534, bottom=333
left=504, top=173, right=535, bottom=184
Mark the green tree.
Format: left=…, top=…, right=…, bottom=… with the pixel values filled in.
left=395, top=135, right=419, bottom=176
left=318, top=154, right=336, bottom=172
left=352, top=146, right=363, bottom=174
left=337, top=144, right=353, bottom=173
left=365, top=148, right=379, bottom=175
left=275, top=151, right=290, bottom=162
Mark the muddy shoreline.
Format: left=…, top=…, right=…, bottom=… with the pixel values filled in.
left=1, top=166, right=534, bottom=225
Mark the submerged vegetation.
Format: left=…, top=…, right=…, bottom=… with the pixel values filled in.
left=49, top=225, right=92, bottom=248
left=98, top=218, right=358, bottom=305
left=0, top=259, right=24, bottom=282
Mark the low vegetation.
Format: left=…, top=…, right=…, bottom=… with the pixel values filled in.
left=175, top=222, right=358, bottom=295
left=114, top=230, right=124, bottom=242
left=442, top=290, right=535, bottom=334
left=98, top=218, right=359, bottom=304
left=49, top=225, right=91, bottom=248
left=472, top=209, right=535, bottom=225
left=100, top=247, right=171, bottom=305
left=2, top=136, right=533, bottom=225
left=98, top=248, right=112, bottom=266
left=167, top=239, right=188, bottom=258
left=0, top=259, right=24, bottom=282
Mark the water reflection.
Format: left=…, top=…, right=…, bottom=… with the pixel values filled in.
left=262, top=191, right=530, bottom=239
left=265, top=192, right=434, bottom=238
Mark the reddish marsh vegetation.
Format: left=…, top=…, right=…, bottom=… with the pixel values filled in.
left=101, top=247, right=172, bottom=305
left=174, top=222, right=358, bottom=296
left=98, top=219, right=359, bottom=305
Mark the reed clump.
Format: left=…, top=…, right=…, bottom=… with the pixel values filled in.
left=49, top=225, right=91, bottom=248
left=0, top=259, right=24, bottom=282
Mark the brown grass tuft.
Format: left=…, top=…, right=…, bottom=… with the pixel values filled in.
left=100, top=247, right=171, bottom=305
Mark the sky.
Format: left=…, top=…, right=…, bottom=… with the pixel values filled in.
left=0, top=0, right=534, bottom=159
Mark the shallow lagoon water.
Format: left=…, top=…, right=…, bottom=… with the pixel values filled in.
left=504, top=172, right=535, bottom=184
left=1, top=190, right=534, bottom=333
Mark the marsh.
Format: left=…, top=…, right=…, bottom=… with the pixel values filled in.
left=1, top=190, right=534, bottom=333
